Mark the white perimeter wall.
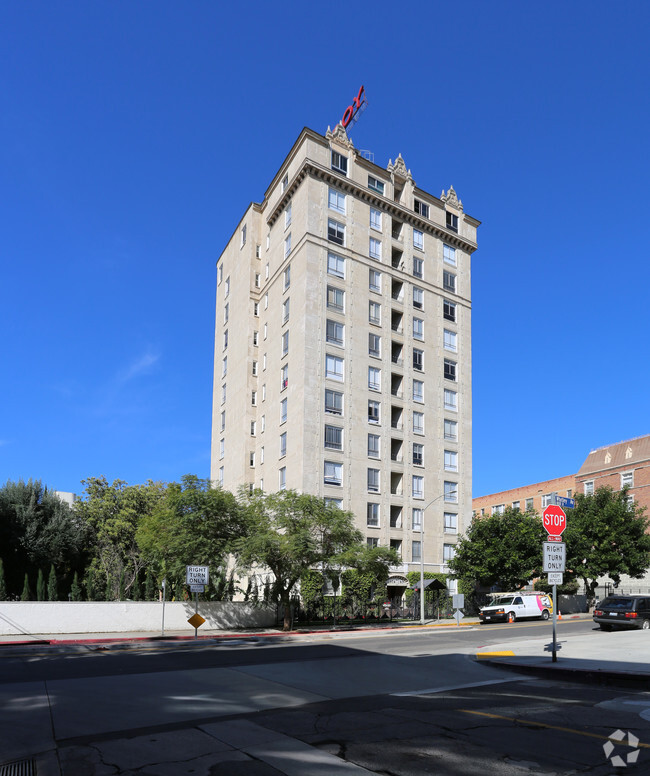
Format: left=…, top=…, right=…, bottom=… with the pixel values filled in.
left=0, top=601, right=276, bottom=636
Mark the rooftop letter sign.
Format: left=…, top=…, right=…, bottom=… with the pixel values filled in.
left=341, top=85, right=366, bottom=129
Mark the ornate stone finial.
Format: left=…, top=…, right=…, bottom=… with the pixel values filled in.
left=605, top=451, right=612, bottom=464
left=326, top=123, right=355, bottom=150
left=440, top=185, right=464, bottom=212
left=626, top=446, right=633, bottom=460
left=387, top=153, right=412, bottom=182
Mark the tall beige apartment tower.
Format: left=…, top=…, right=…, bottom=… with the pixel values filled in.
left=211, top=124, right=479, bottom=598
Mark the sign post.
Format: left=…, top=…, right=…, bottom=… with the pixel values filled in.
left=186, top=566, right=209, bottom=639
left=542, top=506, right=567, bottom=663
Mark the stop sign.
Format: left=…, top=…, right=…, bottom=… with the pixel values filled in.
left=543, top=505, right=566, bottom=536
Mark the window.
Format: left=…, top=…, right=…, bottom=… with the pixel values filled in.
left=222, top=356, right=227, bottom=377
left=413, top=348, right=423, bottom=371
left=325, top=497, right=342, bottom=509
left=369, top=333, right=381, bottom=357
left=368, top=400, right=380, bottom=424
left=412, top=508, right=422, bottom=531
left=219, top=438, right=225, bottom=459
left=493, top=504, right=505, bottom=515
left=282, top=174, right=289, bottom=192
left=250, top=420, right=256, bottom=436
left=413, top=318, right=424, bottom=340
left=224, top=302, right=229, bottom=323
left=284, top=264, right=291, bottom=290
left=327, top=285, right=344, bottom=311
left=367, top=503, right=380, bottom=527
left=220, top=410, right=225, bottom=432
left=326, top=319, right=345, bottom=346
left=369, top=301, right=381, bottom=325
left=249, top=451, right=255, bottom=467
left=367, top=536, right=379, bottom=548
left=325, top=389, right=343, bottom=415
left=221, top=383, right=227, bottom=404
left=369, top=268, right=381, bottom=292
left=328, top=218, right=345, bottom=246
left=621, top=472, right=634, bottom=488
left=261, top=414, right=265, bottom=433
left=260, top=446, right=264, bottom=464
left=444, top=419, right=457, bottom=440
left=369, top=237, right=382, bottom=260
left=444, top=329, right=457, bottom=352
left=225, top=276, right=230, bottom=297
left=413, top=411, right=424, bottom=435
left=326, top=354, right=344, bottom=381
left=443, top=300, right=457, bottom=322
left=512, top=501, right=520, bottom=511
left=285, top=201, right=292, bottom=228
left=324, top=425, right=343, bottom=450
left=444, top=482, right=458, bottom=502
left=390, top=539, right=402, bottom=558
left=327, top=253, right=345, bottom=278
left=525, top=497, right=534, bottom=511
left=368, top=366, right=381, bottom=391
left=280, top=397, right=287, bottom=424
left=413, top=229, right=424, bottom=251
left=413, top=257, right=423, bottom=278
left=444, top=359, right=457, bottom=381
left=277, top=431, right=286, bottom=458
left=218, top=466, right=224, bottom=487
left=265, top=263, right=269, bottom=279
left=254, top=273, right=260, bottom=289
left=443, top=270, right=456, bottom=293
left=446, top=212, right=458, bottom=232
left=284, top=234, right=292, bottom=261
left=251, top=390, right=257, bottom=406
left=444, top=389, right=457, bottom=412
left=328, top=187, right=346, bottom=214
left=584, top=480, right=594, bottom=496
left=331, top=150, right=347, bottom=174
left=279, top=467, right=286, bottom=490
left=217, top=264, right=223, bottom=285
left=370, top=207, right=382, bottom=231
left=282, top=297, right=290, bottom=324
left=253, top=301, right=259, bottom=317
left=241, top=224, right=247, bottom=247
left=367, top=468, right=380, bottom=493
left=367, top=433, right=380, bottom=459
left=412, top=541, right=422, bottom=562
left=413, top=287, right=424, bottom=309
left=414, top=199, right=429, bottom=218
left=541, top=493, right=553, bottom=508
left=253, top=330, right=259, bottom=346
left=282, top=330, right=289, bottom=356
left=444, top=450, right=458, bottom=472
left=324, top=460, right=343, bottom=486
left=413, top=379, right=424, bottom=403
left=443, top=244, right=456, bottom=266
left=368, top=175, right=384, bottom=194
left=251, top=360, right=258, bottom=376
left=443, top=544, right=456, bottom=564
left=412, top=475, right=424, bottom=499
left=413, top=443, right=424, bottom=466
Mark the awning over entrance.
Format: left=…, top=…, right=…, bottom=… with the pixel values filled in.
left=411, top=578, right=447, bottom=593
left=386, top=575, right=409, bottom=587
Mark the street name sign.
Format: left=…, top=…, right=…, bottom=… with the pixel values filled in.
left=556, top=496, right=575, bottom=509
left=543, top=542, right=566, bottom=573
left=186, top=565, right=209, bottom=586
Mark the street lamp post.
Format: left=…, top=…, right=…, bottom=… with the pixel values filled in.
left=419, top=489, right=456, bottom=625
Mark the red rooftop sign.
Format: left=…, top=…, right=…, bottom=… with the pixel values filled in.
left=341, top=85, right=366, bottom=129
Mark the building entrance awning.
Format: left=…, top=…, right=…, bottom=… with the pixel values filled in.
left=386, top=575, right=409, bottom=587
left=411, top=579, right=447, bottom=593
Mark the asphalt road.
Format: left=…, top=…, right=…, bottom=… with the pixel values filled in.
left=3, top=620, right=650, bottom=775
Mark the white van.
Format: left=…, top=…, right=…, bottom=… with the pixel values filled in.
left=478, top=593, right=552, bottom=624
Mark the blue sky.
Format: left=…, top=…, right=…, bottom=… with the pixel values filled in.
left=2, top=2, right=649, bottom=499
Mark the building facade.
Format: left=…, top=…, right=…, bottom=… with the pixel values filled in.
left=211, top=125, right=479, bottom=594
left=472, top=474, right=576, bottom=518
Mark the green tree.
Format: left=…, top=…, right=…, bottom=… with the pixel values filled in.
left=75, top=476, right=166, bottom=601
left=21, top=573, right=31, bottom=601
left=0, top=479, right=88, bottom=598
left=136, top=475, right=243, bottom=598
left=70, top=572, right=82, bottom=601
left=47, top=564, right=58, bottom=601
left=564, top=487, right=650, bottom=602
left=234, top=489, right=398, bottom=631
left=448, top=507, right=546, bottom=592
left=36, top=569, right=46, bottom=601
left=0, top=558, right=7, bottom=601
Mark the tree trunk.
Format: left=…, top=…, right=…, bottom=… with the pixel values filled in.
left=281, top=591, right=292, bottom=631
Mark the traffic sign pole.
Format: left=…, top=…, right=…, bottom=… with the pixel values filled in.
left=552, top=584, right=557, bottom=662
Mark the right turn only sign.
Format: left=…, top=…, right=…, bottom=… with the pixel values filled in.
left=543, top=542, right=566, bottom=573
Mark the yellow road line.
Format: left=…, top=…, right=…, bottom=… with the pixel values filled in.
left=476, top=651, right=515, bottom=659
left=459, top=709, right=650, bottom=747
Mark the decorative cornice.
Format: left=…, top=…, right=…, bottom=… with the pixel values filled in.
left=441, top=185, right=463, bottom=213
left=267, top=160, right=477, bottom=253
left=387, top=153, right=413, bottom=184
left=325, top=123, right=355, bottom=151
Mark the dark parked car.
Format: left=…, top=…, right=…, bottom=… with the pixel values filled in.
left=593, top=595, right=650, bottom=630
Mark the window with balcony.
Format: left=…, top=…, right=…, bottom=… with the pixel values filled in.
left=324, top=425, right=343, bottom=451
left=328, top=187, right=346, bottom=214
left=284, top=264, right=291, bottom=290
left=367, top=502, right=380, bottom=527
left=368, top=433, right=380, bottom=459
left=413, top=411, right=424, bottom=435
left=280, top=397, right=287, bottom=424
left=444, top=329, right=457, bottom=352
left=413, top=229, right=424, bottom=251
left=326, top=319, right=345, bottom=346
left=443, top=244, right=456, bottom=266
left=370, top=207, right=382, bottom=231
left=327, top=285, right=345, bottom=312
left=327, top=253, right=345, bottom=278
left=284, top=234, right=291, bottom=258
left=282, top=330, right=289, bottom=356
left=413, top=379, right=424, bottom=403
left=369, top=333, right=381, bottom=358
left=328, top=218, right=345, bottom=246
left=444, top=481, right=458, bottom=502
left=413, top=257, right=423, bottom=278
left=325, top=354, right=344, bottom=381
left=281, top=364, right=288, bottom=391
left=368, top=400, right=380, bottom=424
left=444, top=450, right=458, bottom=472
left=368, top=366, right=381, bottom=391
left=413, top=287, right=424, bottom=309
left=412, top=508, right=422, bottom=532
left=444, top=389, right=457, bottom=412
left=443, top=270, right=456, bottom=293
left=369, top=237, right=382, bottom=261
left=324, top=460, right=343, bottom=486
left=279, top=432, right=287, bottom=458
left=413, top=318, right=424, bottom=341
left=325, top=389, right=343, bottom=415
left=413, top=443, right=424, bottom=466
left=369, top=301, right=381, bottom=325
left=369, top=269, right=381, bottom=292
left=413, top=348, right=424, bottom=371
left=367, top=468, right=380, bottom=493
left=412, top=475, right=424, bottom=499
left=285, top=201, right=291, bottom=227
left=444, top=419, right=458, bottom=440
